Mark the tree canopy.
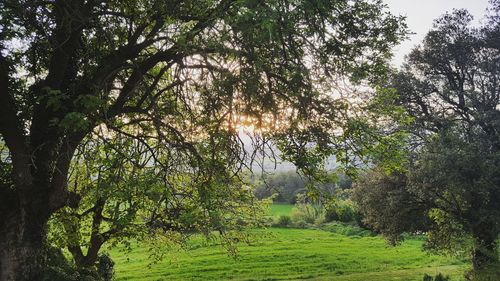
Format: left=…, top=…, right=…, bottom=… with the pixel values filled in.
left=354, top=3, right=500, bottom=276
left=0, top=0, right=406, bottom=279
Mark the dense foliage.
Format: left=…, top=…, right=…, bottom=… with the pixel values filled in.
left=352, top=168, right=429, bottom=244
left=0, top=0, right=405, bottom=279
left=355, top=2, right=500, bottom=276
left=48, top=133, right=266, bottom=269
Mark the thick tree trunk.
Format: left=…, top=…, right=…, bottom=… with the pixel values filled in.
left=0, top=207, right=49, bottom=281
left=471, top=227, right=499, bottom=272
left=0, top=131, right=81, bottom=280
left=472, top=240, right=498, bottom=271
left=67, top=199, right=107, bottom=269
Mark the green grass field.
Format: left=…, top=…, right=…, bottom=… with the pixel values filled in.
left=109, top=204, right=468, bottom=280
left=268, top=203, right=295, bottom=218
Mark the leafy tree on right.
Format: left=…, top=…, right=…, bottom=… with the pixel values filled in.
left=354, top=2, right=500, bottom=278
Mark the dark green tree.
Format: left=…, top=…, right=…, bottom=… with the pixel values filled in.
left=0, top=0, right=405, bottom=279
left=357, top=3, right=500, bottom=276
left=352, top=167, right=430, bottom=245
left=409, top=131, right=500, bottom=275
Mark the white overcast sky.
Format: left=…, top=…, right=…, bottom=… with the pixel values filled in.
left=384, top=0, right=491, bottom=66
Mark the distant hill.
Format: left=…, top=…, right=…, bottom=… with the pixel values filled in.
left=238, top=131, right=338, bottom=174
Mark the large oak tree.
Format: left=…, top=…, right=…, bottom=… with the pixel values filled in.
left=0, top=0, right=405, bottom=279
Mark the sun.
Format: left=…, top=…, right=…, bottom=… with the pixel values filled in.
left=237, top=124, right=255, bottom=134
left=234, top=115, right=257, bottom=134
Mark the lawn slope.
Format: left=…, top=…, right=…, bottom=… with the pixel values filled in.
left=268, top=204, right=294, bottom=218
left=110, top=228, right=466, bottom=281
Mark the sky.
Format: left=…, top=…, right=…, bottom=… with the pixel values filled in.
left=384, top=0, right=491, bottom=66
left=266, top=0, right=493, bottom=172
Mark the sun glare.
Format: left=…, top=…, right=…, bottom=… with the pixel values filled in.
left=237, top=124, right=255, bottom=134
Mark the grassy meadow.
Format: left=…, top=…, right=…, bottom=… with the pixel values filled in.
left=268, top=203, right=295, bottom=218
left=109, top=204, right=468, bottom=281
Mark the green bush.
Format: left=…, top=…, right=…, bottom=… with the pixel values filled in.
left=41, top=246, right=115, bottom=281
left=291, top=203, right=324, bottom=226
left=42, top=246, right=83, bottom=281
left=97, top=253, right=115, bottom=281
left=276, top=215, right=292, bottom=227
left=423, top=273, right=433, bottom=281
left=422, top=273, right=450, bottom=281
left=324, top=200, right=360, bottom=223
left=294, top=220, right=308, bottom=229
left=324, top=208, right=338, bottom=222
left=321, top=222, right=374, bottom=237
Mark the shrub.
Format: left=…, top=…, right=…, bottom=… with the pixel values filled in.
left=42, top=246, right=82, bottom=281
left=321, top=222, right=374, bottom=237
left=422, top=273, right=450, bottom=281
left=324, top=200, right=360, bottom=223
left=97, top=253, right=115, bottom=281
left=291, top=203, right=324, bottom=226
left=41, top=246, right=116, bottom=281
left=276, top=215, right=292, bottom=227
left=294, top=220, right=308, bottom=229
left=423, top=273, right=432, bottom=281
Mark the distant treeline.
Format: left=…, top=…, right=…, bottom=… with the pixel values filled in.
left=252, top=171, right=352, bottom=203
